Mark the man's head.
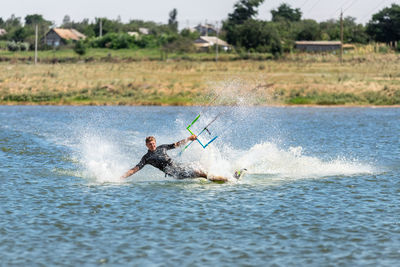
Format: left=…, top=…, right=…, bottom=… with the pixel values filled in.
left=145, top=136, right=157, bottom=151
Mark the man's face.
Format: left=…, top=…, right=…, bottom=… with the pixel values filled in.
left=146, top=140, right=157, bottom=151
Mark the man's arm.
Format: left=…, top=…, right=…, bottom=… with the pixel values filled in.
left=121, top=155, right=146, bottom=179
left=121, top=166, right=140, bottom=179
left=174, top=135, right=197, bottom=148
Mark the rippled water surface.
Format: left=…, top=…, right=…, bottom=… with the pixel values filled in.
left=1, top=106, right=399, bottom=266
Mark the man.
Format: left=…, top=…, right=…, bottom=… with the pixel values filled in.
left=121, top=135, right=227, bottom=182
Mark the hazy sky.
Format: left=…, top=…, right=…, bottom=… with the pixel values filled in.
left=1, top=0, right=398, bottom=27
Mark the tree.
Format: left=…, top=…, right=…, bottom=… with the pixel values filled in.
left=0, top=17, right=4, bottom=27
left=271, top=3, right=302, bottom=22
left=294, top=19, right=320, bottom=40
left=320, top=19, right=340, bottom=40
left=70, top=18, right=95, bottom=37
left=25, top=14, right=47, bottom=25
left=366, top=4, right=400, bottom=46
left=233, top=20, right=282, bottom=55
left=10, top=27, right=33, bottom=42
left=227, top=0, right=264, bottom=25
left=319, top=17, right=368, bottom=44
left=92, top=17, right=124, bottom=36
left=224, top=0, right=264, bottom=46
left=4, top=14, right=22, bottom=30
left=62, top=15, right=72, bottom=28
left=342, top=17, right=368, bottom=44
left=168, top=8, right=178, bottom=33
left=22, top=14, right=52, bottom=46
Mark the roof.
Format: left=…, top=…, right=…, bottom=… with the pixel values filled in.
left=295, top=41, right=342, bottom=46
left=51, top=28, right=86, bottom=40
left=195, top=36, right=229, bottom=47
left=195, top=24, right=216, bottom=30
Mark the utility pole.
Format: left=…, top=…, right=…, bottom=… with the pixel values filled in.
left=215, top=21, right=219, bottom=62
left=34, top=24, right=38, bottom=65
left=340, top=10, right=343, bottom=64
left=99, top=19, right=103, bottom=37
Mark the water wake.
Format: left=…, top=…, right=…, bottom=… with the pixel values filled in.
left=230, top=142, right=375, bottom=179
left=71, top=129, right=376, bottom=184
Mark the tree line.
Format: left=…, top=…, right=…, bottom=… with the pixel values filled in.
left=0, top=1, right=399, bottom=55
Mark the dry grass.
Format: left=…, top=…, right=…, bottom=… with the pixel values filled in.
left=0, top=52, right=399, bottom=105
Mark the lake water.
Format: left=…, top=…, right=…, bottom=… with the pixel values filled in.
left=0, top=106, right=399, bottom=266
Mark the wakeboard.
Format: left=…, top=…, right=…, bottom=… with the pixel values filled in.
left=234, top=168, right=247, bottom=180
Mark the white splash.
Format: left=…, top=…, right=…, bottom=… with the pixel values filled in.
left=77, top=133, right=131, bottom=183
left=228, top=142, right=374, bottom=180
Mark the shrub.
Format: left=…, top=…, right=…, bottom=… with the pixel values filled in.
left=378, top=45, right=389, bottom=53
left=20, top=42, right=30, bottom=51
left=90, top=33, right=136, bottom=49
left=74, top=40, right=87, bottom=56
left=6, top=41, right=30, bottom=52
left=7, top=41, right=19, bottom=51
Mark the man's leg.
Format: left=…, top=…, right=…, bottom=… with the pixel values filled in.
left=193, top=170, right=207, bottom=178
left=174, top=166, right=228, bottom=182
left=194, top=169, right=228, bottom=182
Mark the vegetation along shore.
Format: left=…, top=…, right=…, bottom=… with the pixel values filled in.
left=0, top=48, right=399, bottom=106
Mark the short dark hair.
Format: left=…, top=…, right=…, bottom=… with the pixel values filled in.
left=145, top=136, right=156, bottom=144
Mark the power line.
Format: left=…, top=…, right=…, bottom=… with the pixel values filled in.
left=360, top=0, right=389, bottom=22
left=307, top=0, right=324, bottom=13
left=330, top=0, right=351, bottom=18
left=343, top=0, right=359, bottom=13
left=301, top=0, right=311, bottom=8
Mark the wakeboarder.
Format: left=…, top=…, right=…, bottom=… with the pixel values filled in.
left=121, top=135, right=228, bottom=182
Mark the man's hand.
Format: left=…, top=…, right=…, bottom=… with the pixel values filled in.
left=188, top=134, right=197, bottom=141
left=121, top=166, right=139, bottom=179
left=175, top=135, right=197, bottom=148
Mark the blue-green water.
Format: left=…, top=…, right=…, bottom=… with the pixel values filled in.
left=1, top=106, right=399, bottom=266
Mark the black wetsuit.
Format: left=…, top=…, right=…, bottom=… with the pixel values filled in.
left=135, top=144, right=197, bottom=179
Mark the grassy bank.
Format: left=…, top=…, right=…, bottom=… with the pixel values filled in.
left=0, top=47, right=274, bottom=63
left=0, top=51, right=399, bottom=106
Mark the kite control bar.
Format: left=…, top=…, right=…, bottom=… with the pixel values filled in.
left=180, top=113, right=221, bottom=154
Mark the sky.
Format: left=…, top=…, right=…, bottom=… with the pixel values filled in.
left=1, top=0, right=399, bottom=27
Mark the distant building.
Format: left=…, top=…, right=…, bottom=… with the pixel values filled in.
left=295, top=41, right=342, bottom=52
left=0, top=29, right=7, bottom=36
left=44, top=28, right=86, bottom=47
left=127, top=31, right=139, bottom=38
left=194, top=24, right=217, bottom=36
left=194, top=36, right=229, bottom=51
left=138, top=28, right=149, bottom=35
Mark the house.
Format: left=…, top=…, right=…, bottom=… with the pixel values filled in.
left=139, top=28, right=149, bottom=35
left=194, top=36, right=229, bottom=51
left=194, top=24, right=217, bottom=36
left=127, top=31, right=139, bottom=38
left=0, top=29, right=7, bottom=36
left=44, top=28, right=86, bottom=47
left=295, top=41, right=342, bottom=52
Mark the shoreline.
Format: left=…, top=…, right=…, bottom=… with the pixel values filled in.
left=1, top=103, right=400, bottom=108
